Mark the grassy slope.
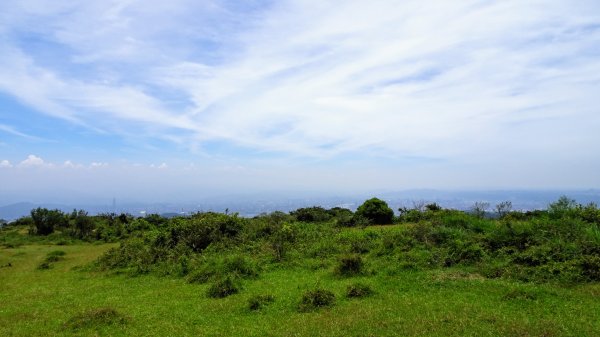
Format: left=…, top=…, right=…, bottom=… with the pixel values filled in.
left=1, top=242, right=599, bottom=337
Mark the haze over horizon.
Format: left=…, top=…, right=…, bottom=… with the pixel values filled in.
left=1, top=1, right=600, bottom=203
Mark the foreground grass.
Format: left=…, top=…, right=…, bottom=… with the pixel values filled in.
left=1, top=243, right=599, bottom=336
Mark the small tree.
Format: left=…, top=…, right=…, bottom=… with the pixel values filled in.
left=30, top=208, right=66, bottom=235
left=548, top=195, right=577, bottom=219
left=71, top=210, right=94, bottom=239
left=471, top=202, right=489, bottom=219
left=425, top=203, right=442, bottom=212
left=355, top=198, right=394, bottom=225
left=495, top=201, right=512, bottom=218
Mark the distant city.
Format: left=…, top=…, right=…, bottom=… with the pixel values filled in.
left=2, top=189, right=599, bottom=222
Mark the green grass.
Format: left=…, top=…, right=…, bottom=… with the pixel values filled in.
left=1, top=243, right=599, bottom=336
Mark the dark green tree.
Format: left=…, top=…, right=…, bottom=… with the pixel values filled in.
left=71, top=210, right=94, bottom=239
left=30, top=208, right=66, bottom=235
left=355, top=198, right=394, bottom=225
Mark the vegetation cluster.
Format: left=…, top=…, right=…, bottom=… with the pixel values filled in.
left=2, top=196, right=597, bottom=286
left=0, top=196, right=599, bottom=336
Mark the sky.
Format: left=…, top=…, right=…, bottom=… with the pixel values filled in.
left=1, top=0, right=600, bottom=203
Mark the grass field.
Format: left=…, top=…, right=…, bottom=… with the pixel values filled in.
left=1, top=242, right=599, bottom=337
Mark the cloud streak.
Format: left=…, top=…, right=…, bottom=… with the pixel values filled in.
left=0, top=0, right=599, bottom=191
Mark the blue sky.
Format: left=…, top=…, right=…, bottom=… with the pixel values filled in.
left=1, top=0, right=600, bottom=203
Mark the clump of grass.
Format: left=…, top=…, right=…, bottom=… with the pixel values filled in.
left=334, top=254, right=364, bottom=276
left=64, top=307, right=128, bottom=330
left=222, top=255, right=259, bottom=278
left=37, top=261, right=51, bottom=270
left=247, top=294, right=275, bottom=311
left=207, top=276, right=240, bottom=298
left=502, top=288, right=538, bottom=301
left=298, top=288, right=335, bottom=312
left=345, top=282, right=373, bottom=298
left=37, top=250, right=66, bottom=270
left=187, top=255, right=259, bottom=284
left=187, top=265, right=215, bottom=284
left=45, top=250, right=66, bottom=262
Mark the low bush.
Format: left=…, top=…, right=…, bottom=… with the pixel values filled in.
left=64, top=307, right=128, bottom=330
left=187, top=255, right=259, bottom=284
left=37, top=261, right=51, bottom=270
left=334, top=254, right=364, bottom=276
left=207, top=276, right=240, bottom=298
left=37, top=250, right=67, bottom=270
left=298, top=288, right=335, bottom=312
left=247, top=294, right=275, bottom=310
left=346, top=283, right=373, bottom=298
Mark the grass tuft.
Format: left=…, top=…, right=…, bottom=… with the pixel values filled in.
left=298, top=288, right=335, bottom=312
left=247, top=294, right=275, bottom=311
left=345, top=282, right=374, bottom=298
left=64, top=307, right=128, bottom=330
left=334, top=254, right=364, bottom=277
left=207, top=276, right=240, bottom=298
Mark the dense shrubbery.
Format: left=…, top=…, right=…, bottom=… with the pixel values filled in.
left=3, top=196, right=600, bottom=289
left=355, top=198, right=394, bottom=225
left=70, top=197, right=600, bottom=284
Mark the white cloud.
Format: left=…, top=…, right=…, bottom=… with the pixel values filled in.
left=0, top=160, right=12, bottom=168
left=18, top=154, right=47, bottom=167
left=0, top=1, right=598, bottom=186
left=63, top=160, right=83, bottom=168
left=90, top=162, right=109, bottom=168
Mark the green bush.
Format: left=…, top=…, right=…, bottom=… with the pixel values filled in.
left=334, top=254, right=364, bottom=276
left=37, top=261, right=52, bottom=270
left=247, top=294, right=275, bottom=310
left=30, top=208, right=67, bottom=235
left=291, top=207, right=332, bottom=223
left=298, top=288, right=335, bottom=312
left=445, top=240, right=485, bottom=266
left=355, top=198, right=394, bottom=225
left=346, top=283, right=373, bottom=298
left=207, top=276, right=240, bottom=298
left=222, top=255, right=259, bottom=278
left=64, top=307, right=128, bottom=330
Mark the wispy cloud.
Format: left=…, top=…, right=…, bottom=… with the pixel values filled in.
left=0, top=1, right=599, bottom=175
left=0, top=123, right=46, bottom=141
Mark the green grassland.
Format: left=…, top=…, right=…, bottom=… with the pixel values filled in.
left=1, top=198, right=599, bottom=336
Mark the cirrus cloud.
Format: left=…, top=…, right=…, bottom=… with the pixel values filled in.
left=0, top=0, right=599, bottom=190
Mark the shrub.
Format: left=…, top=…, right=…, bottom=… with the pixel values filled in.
left=187, top=266, right=215, bottom=284
left=30, top=208, right=67, bottom=235
left=334, top=254, right=364, bottom=276
left=247, top=294, right=275, bottom=310
left=47, top=250, right=66, bottom=259
left=346, top=283, right=373, bottom=298
left=298, top=288, right=335, bottom=312
left=37, top=261, right=51, bottom=270
left=579, top=255, right=600, bottom=281
left=335, top=213, right=356, bottom=227
left=207, top=276, right=240, bottom=298
left=37, top=250, right=67, bottom=269
left=291, top=207, right=331, bottom=222
left=445, top=240, right=485, bottom=266
left=64, top=307, right=128, bottom=330
left=223, top=255, right=259, bottom=278
left=355, top=198, right=394, bottom=225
